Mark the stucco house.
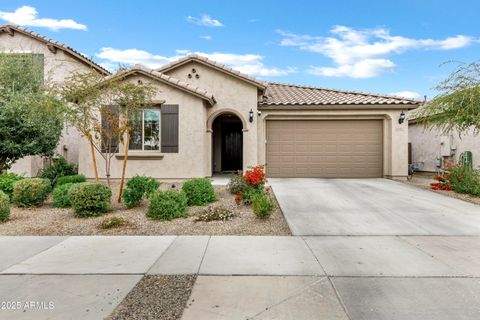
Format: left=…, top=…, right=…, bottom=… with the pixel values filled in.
left=1, top=24, right=422, bottom=180
left=0, top=24, right=109, bottom=177
left=409, top=121, right=480, bottom=172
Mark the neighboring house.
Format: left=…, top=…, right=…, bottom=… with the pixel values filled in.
left=0, top=24, right=109, bottom=176
left=1, top=25, right=421, bottom=179
left=409, top=120, right=480, bottom=171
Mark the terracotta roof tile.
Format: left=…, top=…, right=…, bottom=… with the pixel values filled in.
left=261, top=82, right=421, bottom=107
left=0, top=24, right=110, bottom=75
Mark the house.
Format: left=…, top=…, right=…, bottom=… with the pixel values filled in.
left=409, top=121, right=480, bottom=171
left=0, top=24, right=110, bottom=177
left=1, top=24, right=421, bottom=179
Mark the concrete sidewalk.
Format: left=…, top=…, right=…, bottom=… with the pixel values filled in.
left=1, top=235, right=480, bottom=319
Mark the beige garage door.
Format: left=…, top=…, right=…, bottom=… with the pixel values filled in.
left=266, top=120, right=383, bottom=178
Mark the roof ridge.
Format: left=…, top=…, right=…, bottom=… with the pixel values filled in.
left=0, top=24, right=110, bottom=75
left=110, top=65, right=215, bottom=105
left=157, top=54, right=267, bottom=89
left=267, top=81, right=420, bottom=102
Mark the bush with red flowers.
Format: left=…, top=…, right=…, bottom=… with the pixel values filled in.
left=243, top=165, right=266, bottom=189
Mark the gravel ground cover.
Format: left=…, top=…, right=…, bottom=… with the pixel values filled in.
left=398, top=172, right=480, bottom=205
left=107, top=275, right=197, bottom=320
left=0, top=181, right=291, bottom=236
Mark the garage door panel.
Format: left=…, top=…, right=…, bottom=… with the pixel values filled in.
left=266, top=120, right=383, bottom=178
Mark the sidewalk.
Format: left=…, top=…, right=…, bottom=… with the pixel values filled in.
left=1, top=235, right=480, bottom=319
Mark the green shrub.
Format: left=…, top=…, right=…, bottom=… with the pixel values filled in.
left=182, top=178, right=216, bottom=206
left=251, top=192, right=275, bottom=219
left=52, top=183, right=75, bottom=208
left=122, top=175, right=160, bottom=208
left=241, top=185, right=264, bottom=205
left=0, top=173, right=23, bottom=198
left=195, top=204, right=235, bottom=222
left=56, top=174, right=86, bottom=186
left=450, top=166, right=480, bottom=196
left=147, top=190, right=188, bottom=220
left=227, top=174, right=248, bottom=195
left=0, top=191, right=10, bottom=222
left=100, top=217, right=129, bottom=229
left=69, top=182, right=112, bottom=217
left=40, top=157, right=77, bottom=186
left=12, top=178, right=51, bottom=207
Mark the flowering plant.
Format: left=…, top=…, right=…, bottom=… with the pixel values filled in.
left=234, top=193, right=242, bottom=205
left=243, top=165, right=266, bottom=188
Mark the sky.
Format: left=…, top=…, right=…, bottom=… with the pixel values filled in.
left=1, top=0, right=479, bottom=100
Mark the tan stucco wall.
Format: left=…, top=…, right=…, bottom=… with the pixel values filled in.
left=78, top=74, right=209, bottom=179
left=1, top=31, right=90, bottom=176
left=163, top=61, right=260, bottom=173
left=409, top=123, right=480, bottom=171
left=258, top=108, right=409, bottom=178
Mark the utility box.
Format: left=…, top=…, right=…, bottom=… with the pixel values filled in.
left=440, top=135, right=452, bottom=157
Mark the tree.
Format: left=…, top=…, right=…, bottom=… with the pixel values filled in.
left=62, top=70, right=154, bottom=186
left=0, top=54, right=65, bottom=172
left=414, top=61, right=480, bottom=135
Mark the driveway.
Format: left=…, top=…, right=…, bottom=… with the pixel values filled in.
left=270, top=178, right=480, bottom=236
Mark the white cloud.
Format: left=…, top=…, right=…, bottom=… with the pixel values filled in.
left=96, top=47, right=183, bottom=69
left=96, top=47, right=295, bottom=77
left=389, top=91, right=422, bottom=100
left=0, top=5, right=87, bottom=31
left=186, top=14, right=223, bottom=27
left=279, top=26, right=476, bottom=78
left=309, top=58, right=395, bottom=78
left=199, top=35, right=212, bottom=40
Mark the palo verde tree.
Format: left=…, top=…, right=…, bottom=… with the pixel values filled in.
left=0, top=53, right=65, bottom=172
left=414, top=61, right=480, bottom=135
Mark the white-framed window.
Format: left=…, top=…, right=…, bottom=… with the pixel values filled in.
left=129, top=109, right=161, bottom=151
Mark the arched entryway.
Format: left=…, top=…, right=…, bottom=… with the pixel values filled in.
left=211, top=113, right=244, bottom=174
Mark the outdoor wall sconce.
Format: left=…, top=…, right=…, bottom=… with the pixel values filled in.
left=398, top=111, right=406, bottom=124
left=249, top=109, right=254, bottom=123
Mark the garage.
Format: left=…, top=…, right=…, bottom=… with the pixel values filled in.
left=266, top=120, right=383, bottom=178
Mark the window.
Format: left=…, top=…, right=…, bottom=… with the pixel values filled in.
left=129, top=109, right=161, bottom=151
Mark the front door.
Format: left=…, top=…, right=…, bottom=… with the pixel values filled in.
left=221, top=122, right=243, bottom=172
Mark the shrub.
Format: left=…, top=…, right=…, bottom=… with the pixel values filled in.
left=40, top=157, right=77, bottom=186
left=182, top=178, right=216, bottom=206
left=244, top=165, right=266, bottom=189
left=122, top=175, right=160, bottom=208
left=12, top=178, right=51, bottom=207
left=147, top=190, right=188, bottom=220
left=52, top=183, right=75, bottom=208
left=251, top=191, right=275, bottom=219
left=241, top=185, right=264, bottom=205
left=0, top=173, right=23, bottom=198
left=195, top=204, right=235, bottom=222
left=100, top=217, right=129, bottom=229
left=56, top=174, right=86, bottom=186
left=450, top=166, right=480, bottom=196
left=69, top=182, right=112, bottom=217
left=227, top=174, right=248, bottom=195
left=0, top=191, right=10, bottom=222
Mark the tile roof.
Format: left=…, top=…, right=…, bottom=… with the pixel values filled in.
left=111, top=65, right=216, bottom=106
left=156, top=54, right=267, bottom=89
left=0, top=24, right=110, bottom=75
left=260, top=82, right=421, bottom=107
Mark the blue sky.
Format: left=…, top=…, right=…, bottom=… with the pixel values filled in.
left=1, top=0, right=479, bottom=99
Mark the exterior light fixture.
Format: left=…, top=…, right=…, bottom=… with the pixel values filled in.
left=398, top=111, right=406, bottom=124
left=249, top=109, right=254, bottom=123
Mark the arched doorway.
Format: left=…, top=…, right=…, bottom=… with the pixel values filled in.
left=211, top=113, right=243, bottom=174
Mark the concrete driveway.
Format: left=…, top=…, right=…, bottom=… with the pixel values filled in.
left=270, top=178, right=480, bottom=236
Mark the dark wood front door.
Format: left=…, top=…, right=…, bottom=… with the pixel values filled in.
left=221, top=122, right=243, bottom=171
